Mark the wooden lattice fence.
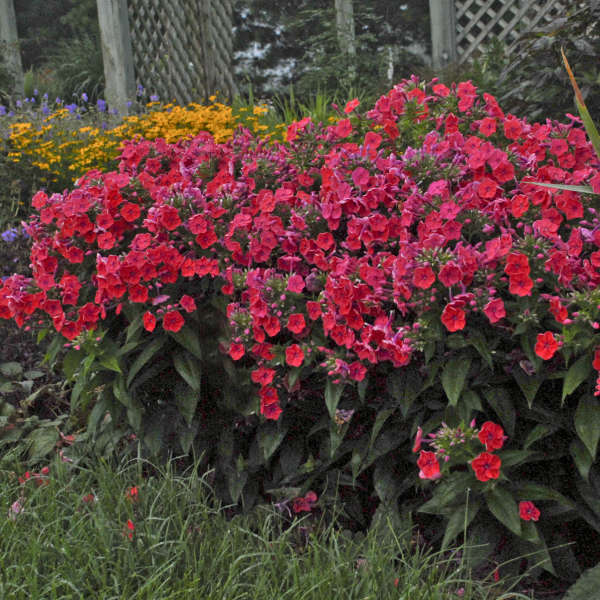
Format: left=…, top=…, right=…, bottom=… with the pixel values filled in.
left=97, top=0, right=236, bottom=113
left=430, top=0, right=575, bottom=69
left=456, top=0, right=567, bottom=63
left=127, top=0, right=236, bottom=105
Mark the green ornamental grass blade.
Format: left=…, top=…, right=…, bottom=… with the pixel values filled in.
left=562, top=47, right=600, bottom=160
left=528, top=182, right=595, bottom=194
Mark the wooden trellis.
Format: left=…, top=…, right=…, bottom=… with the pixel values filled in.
left=126, top=0, right=236, bottom=105
left=430, top=0, right=571, bottom=69
left=456, top=0, right=567, bottom=63
left=97, top=0, right=236, bottom=114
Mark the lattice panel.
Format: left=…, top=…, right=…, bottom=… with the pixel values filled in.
left=455, top=0, right=567, bottom=63
left=127, top=0, right=236, bottom=105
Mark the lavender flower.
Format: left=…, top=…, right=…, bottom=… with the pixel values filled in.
left=1, top=228, right=19, bottom=243
left=97, top=99, right=107, bottom=112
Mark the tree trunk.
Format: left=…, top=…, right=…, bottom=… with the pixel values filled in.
left=334, top=0, right=356, bottom=81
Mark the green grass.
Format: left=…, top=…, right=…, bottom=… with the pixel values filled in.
left=0, top=452, right=539, bottom=600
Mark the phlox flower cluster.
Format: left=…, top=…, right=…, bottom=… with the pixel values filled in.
left=414, top=421, right=540, bottom=521
left=2, top=76, right=600, bottom=421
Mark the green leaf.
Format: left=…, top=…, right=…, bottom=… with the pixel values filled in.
left=324, top=379, right=344, bottom=418
left=0, top=362, right=23, bottom=379
left=468, top=332, right=493, bottom=370
left=62, top=349, right=85, bottom=380
left=259, top=422, right=288, bottom=461
left=126, top=336, right=167, bottom=387
left=173, top=352, right=201, bottom=391
left=175, top=381, right=199, bottom=425
left=523, top=424, right=556, bottom=450
left=23, top=369, right=44, bottom=380
left=498, top=449, right=535, bottom=468
left=357, top=376, right=368, bottom=402
left=178, top=424, right=197, bottom=454
left=483, top=387, right=516, bottom=437
left=373, top=459, right=403, bottom=505
left=516, top=482, right=575, bottom=510
left=279, top=437, right=303, bottom=477
left=26, top=428, right=59, bottom=460
left=125, top=312, right=143, bottom=344
left=486, top=486, right=521, bottom=537
left=442, top=498, right=481, bottom=551
left=144, top=418, right=164, bottom=455
left=169, top=325, right=202, bottom=360
left=458, top=389, right=483, bottom=423
left=227, top=468, right=248, bottom=504
left=387, top=366, right=422, bottom=417
left=418, top=472, right=472, bottom=516
left=112, top=374, right=131, bottom=408
left=127, top=401, right=143, bottom=432
left=562, top=354, right=593, bottom=403
left=513, top=369, right=543, bottom=409
left=441, top=357, right=471, bottom=406
left=564, top=562, right=600, bottom=600
left=574, top=394, right=600, bottom=460
left=368, top=409, right=395, bottom=458
left=570, top=438, right=593, bottom=481
left=98, top=354, right=122, bottom=374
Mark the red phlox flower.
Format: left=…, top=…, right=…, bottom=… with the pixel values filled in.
left=344, top=98, right=360, bottom=113
left=229, top=342, right=245, bottom=361
left=251, top=367, right=275, bottom=386
left=412, top=426, right=423, bottom=453
left=478, top=421, right=506, bottom=451
left=179, top=294, right=196, bottom=313
left=535, top=332, right=559, bottom=360
left=519, top=501, right=540, bottom=521
left=143, top=311, right=156, bottom=332
left=413, top=265, right=435, bottom=289
left=471, top=452, right=501, bottom=482
left=285, top=343, right=304, bottom=367
left=163, top=310, right=185, bottom=332
left=483, top=298, right=505, bottom=323
left=438, top=261, right=462, bottom=287
left=417, top=451, right=441, bottom=480
left=287, top=313, right=306, bottom=334
left=441, top=303, right=466, bottom=332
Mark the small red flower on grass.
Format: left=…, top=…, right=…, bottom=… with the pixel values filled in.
left=124, top=519, right=135, bottom=540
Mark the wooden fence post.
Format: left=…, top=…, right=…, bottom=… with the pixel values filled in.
left=0, top=0, right=24, bottom=97
left=96, top=0, right=136, bottom=115
left=429, top=0, right=457, bottom=70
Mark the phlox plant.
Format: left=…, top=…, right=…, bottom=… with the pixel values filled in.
left=3, top=75, right=600, bottom=580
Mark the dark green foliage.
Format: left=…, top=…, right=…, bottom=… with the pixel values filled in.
left=564, top=561, right=600, bottom=599
left=233, top=0, right=429, bottom=102
left=15, top=0, right=103, bottom=102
